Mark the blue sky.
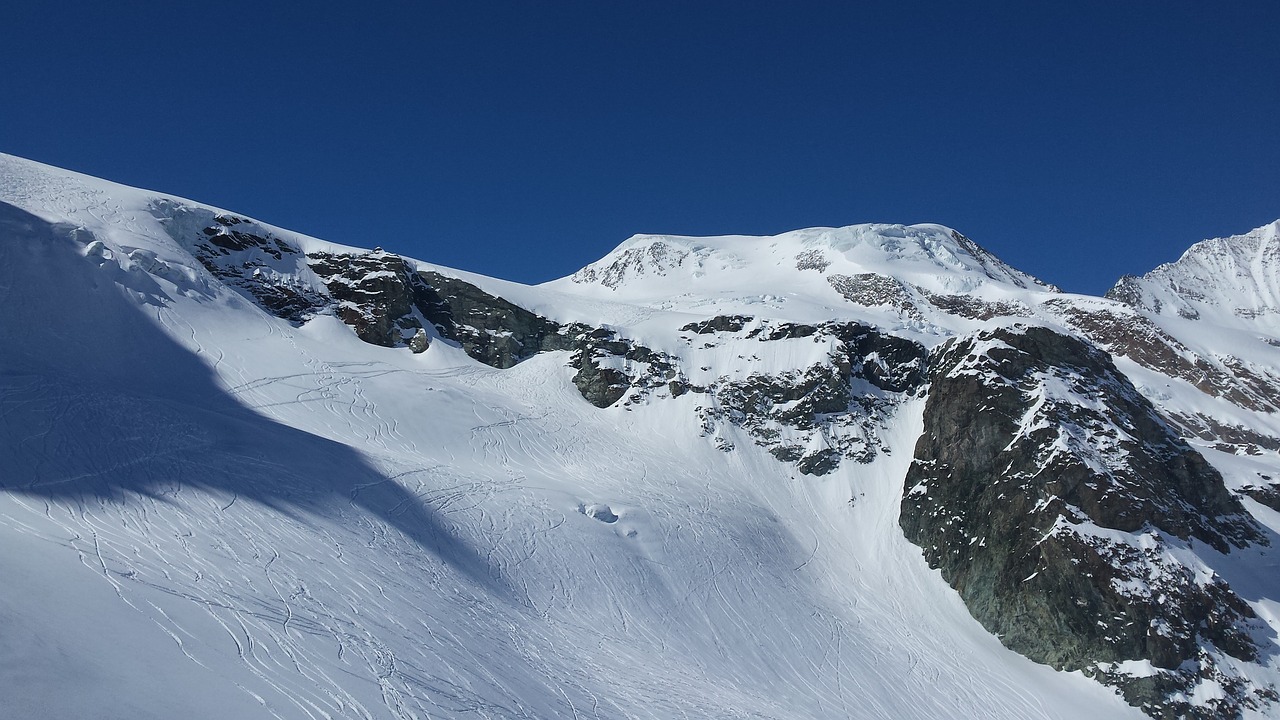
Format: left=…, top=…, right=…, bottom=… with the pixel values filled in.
left=4, top=1, right=1277, bottom=295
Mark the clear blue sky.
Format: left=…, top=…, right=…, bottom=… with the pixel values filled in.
left=4, top=1, right=1277, bottom=295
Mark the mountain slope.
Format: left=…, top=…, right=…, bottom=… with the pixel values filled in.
left=1, top=153, right=1277, bottom=718
left=1109, top=221, right=1280, bottom=326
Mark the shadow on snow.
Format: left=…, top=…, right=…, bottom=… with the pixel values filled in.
left=0, top=200, right=503, bottom=595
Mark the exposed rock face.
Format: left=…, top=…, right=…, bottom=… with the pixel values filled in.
left=570, top=238, right=692, bottom=289
left=679, top=315, right=753, bottom=334
left=1239, top=482, right=1280, bottom=512
left=569, top=329, right=680, bottom=408
left=159, top=204, right=446, bottom=351
left=901, top=325, right=1269, bottom=717
left=306, top=251, right=442, bottom=348
left=408, top=328, right=430, bottom=353
left=417, top=271, right=582, bottom=368
left=923, top=293, right=1031, bottom=320
left=707, top=360, right=885, bottom=472
left=412, top=272, right=681, bottom=408
left=1047, top=301, right=1280, bottom=414
left=827, top=272, right=923, bottom=318
left=1045, top=299, right=1280, bottom=472
left=174, top=212, right=328, bottom=322
left=689, top=319, right=926, bottom=475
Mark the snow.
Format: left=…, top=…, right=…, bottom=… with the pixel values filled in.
left=563, top=223, right=1047, bottom=303
left=3, top=151, right=1269, bottom=718
left=1117, top=219, right=1280, bottom=328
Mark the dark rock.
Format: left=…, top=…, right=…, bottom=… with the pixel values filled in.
left=417, top=271, right=584, bottom=368
left=571, top=353, right=632, bottom=408
left=179, top=214, right=327, bottom=323
left=1105, top=275, right=1148, bottom=309
left=923, top=293, right=1031, bottom=320
left=1239, top=484, right=1280, bottom=512
left=827, top=273, right=923, bottom=318
left=699, top=321, right=926, bottom=475
left=679, top=315, right=753, bottom=334
left=747, top=322, right=820, bottom=340
left=1169, top=412, right=1280, bottom=455
left=307, top=251, right=439, bottom=348
left=568, top=331, right=680, bottom=408
left=1050, top=301, right=1280, bottom=413
left=397, top=271, right=684, bottom=408
left=408, top=328, right=430, bottom=354
left=796, top=449, right=841, bottom=476
left=827, top=322, right=927, bottom=393
left=900, top=325, right=1267, bottom=716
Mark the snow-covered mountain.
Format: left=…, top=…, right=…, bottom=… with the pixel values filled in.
left=2, top=152, right=1278, bottom=719
left=1109, top=220, right=1280, bottom=327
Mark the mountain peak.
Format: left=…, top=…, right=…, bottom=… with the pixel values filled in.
left=559, top=223, right=1052, bottom=306
left=1106, top=219, right=1280, bottom=323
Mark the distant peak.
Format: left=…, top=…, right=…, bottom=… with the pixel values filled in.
left=1106, top=219, right=1280, bottom=322
left=564, top=223, right=1052, bottom=300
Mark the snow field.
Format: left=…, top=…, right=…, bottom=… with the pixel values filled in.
left=0, top=153, right=1195, bottom=718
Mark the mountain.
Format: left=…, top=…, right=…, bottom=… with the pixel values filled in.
left=1, top=152, right=1277, bottom=719
left=1108, top=221, right=1280, bottom=326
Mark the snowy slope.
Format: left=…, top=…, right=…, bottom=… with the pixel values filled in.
left=535, top=224, right=1053, bottom=339
left=2, top=152, right=1275, bottom=718
left=1109, top=220, right=1280, bottom=327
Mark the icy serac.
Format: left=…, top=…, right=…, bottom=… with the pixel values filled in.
left=1, top=152, right=1278, bottom=720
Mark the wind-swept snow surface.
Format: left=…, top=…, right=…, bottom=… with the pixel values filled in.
left=2, top=153, right=1267, bottom=718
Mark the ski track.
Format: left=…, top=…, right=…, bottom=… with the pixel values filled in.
left=0, top=346, right=1136, bottom=719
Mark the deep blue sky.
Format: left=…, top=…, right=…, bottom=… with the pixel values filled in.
left=4, top=2, right=1278, bottom=295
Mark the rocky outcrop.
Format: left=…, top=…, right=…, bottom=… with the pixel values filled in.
left=413, top=272, right=682, bottom=407
left=793, top=248, right=830, bottom=272
left=408, top=328, right=430, bottom=354
left=923, top=293, right=1032, bottom=320
left=306, top=250, right=442, bottom=348
left=679, top=315, right=753, bottom=334
left=693, top=320, right=926, bottom=475
left=180, top=213, right=328, bottom=322
left=1048, top=301, right=1280, bottom=413
left=162, top=205, right=445, bottom=351
left=901, top=325, right=1270, bottom=717
left=1239, top=483, right=1280, bottom=512
left=417, top=271, right=584, bottom=368
left=827, top=273, right=923, bottom=319
left=569, top=330, right=681, bottom=408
